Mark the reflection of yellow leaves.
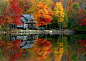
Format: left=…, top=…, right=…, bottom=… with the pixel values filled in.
left=0, top=26, right=1, bottom=29
left=53, top=42, right=64, bottom=61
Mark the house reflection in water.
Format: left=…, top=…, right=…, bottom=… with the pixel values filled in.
left=11, top=35, right=38, bottom=49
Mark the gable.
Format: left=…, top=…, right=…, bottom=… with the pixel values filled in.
left=21, top=17, right=28, bottom=23
left=23, top=14, right=34, bottom=20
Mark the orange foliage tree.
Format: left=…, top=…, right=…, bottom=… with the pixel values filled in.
left=34, top=2, right=53, bottom=26
left=67, top=0, right=73, bottom=17
left=33, top=38, right=52, bottom=61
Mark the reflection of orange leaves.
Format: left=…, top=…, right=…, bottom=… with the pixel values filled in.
left=6, top=46, right=12, bottom=50
left=0, top=41, right=4, bottom=47
left=6, top=38, right=8, bottom=40
left=12, top=40, right=22, bottom=47
left=48, top=49, right=52, bottom=53
left=33, top=39, right=52, bottom=61
left=6, top=42, right=13, bottom=50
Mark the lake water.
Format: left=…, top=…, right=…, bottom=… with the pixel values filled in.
left=0, top=34, right=86, bottom=61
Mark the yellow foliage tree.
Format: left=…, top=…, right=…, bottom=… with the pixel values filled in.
left=53, top=2, right=64, bottom=23
left=26, top=0, right=53, bottom=14
left=19, top=0, right=29, bottom=13
left=40, top=0, right=54, bottom=10
left=26, top=0, right=36, bottom=14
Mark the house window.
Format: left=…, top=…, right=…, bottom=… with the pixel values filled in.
left=24, top=24, right=28, bottom=28
left=17, top=36, right=28, bottom=40
left=17, top=25, right=23, bottom=27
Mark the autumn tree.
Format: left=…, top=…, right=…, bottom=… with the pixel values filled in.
left=62, top=10, right=68, bottom=28
left=67, top=0, right=73, bottom=17
left=4, top=0, right=23, bottom=26
left=26, top=0, right=37, bottom=14
left=78, top=9, right=86, bottom=20
left=0, top=20, right=4, bottom=25
left=79, top=19, right=86, bottom=26
left=78, top=9, right=86, bottom=29
left=53, top=2, right=64, bottom=29
left=19, top=0, right=29, bottom=13
left=34, top=2, right=53, bottom=26
left=0, top=0, right=8, bottom=25
left=38, top=0, right=54, bottom=10
left=53, top=2, right=64, bottom=22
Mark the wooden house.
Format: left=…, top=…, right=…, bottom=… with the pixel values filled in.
left=11, top=14, right=38, bottom=30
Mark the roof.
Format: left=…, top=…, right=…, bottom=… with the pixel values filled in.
left=21, top=43, right=34, bottom=49
left=21, top=17, right=28, bottom=23
left=21, top=41, right=35, bottom=49
left=21, top=14, right=35, bottom=23
left=23, top=14, right=34, bottom=20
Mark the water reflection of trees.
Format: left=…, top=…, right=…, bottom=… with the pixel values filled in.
left=52, top=36, right=68, bottom=61
left=0, top=39, right=23, bottom=61
left=67, top=34, right=86, bottom=61
left=27, top=38, right=52, bottom=61
left=0, top=34, right=86, bottom=61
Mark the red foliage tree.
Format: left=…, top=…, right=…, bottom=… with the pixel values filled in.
left=4, top=0, right=23, bottom=25
left=78, top=9, right=86, bottom=20
left=0, top=20, right=4, bottom=25
left=79, top=19, right=86, bottom=26
left=78, top=9, right=86, bottom=26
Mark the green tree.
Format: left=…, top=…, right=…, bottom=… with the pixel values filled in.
left=62, top=10, right=68, bottom=28
left=72, top=3, right=80, bottom=12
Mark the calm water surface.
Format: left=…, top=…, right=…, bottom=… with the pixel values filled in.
left=0, top=34, right=86, bottom=61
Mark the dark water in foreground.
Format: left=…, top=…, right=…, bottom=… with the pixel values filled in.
left=0, top=34, right=86, bottom=61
